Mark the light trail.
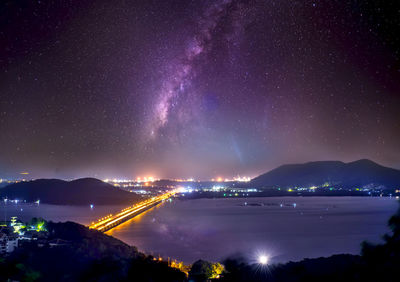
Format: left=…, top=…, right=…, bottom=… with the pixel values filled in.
left=89, top=191, right=176, bottom=232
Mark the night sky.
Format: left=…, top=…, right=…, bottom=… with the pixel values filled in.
left=1, top=0, right=399, bottom=179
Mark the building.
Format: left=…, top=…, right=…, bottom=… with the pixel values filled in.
left=0, top=233, right=19, bottom=254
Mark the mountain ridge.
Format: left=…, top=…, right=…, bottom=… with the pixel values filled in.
left=251, top=159, right=400, bottom=188
left=0, top=177, right=141, bottom=205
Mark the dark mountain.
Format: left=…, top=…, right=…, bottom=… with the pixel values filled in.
left=0, top=178, right=141, bottom=205
left=251, top=159, right=400, bottom=188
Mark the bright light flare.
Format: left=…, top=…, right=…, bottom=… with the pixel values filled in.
left=258, top=255, right=269, bottom=265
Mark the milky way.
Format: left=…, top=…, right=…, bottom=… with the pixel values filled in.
left=149, top=0, right=248, bottom=140
left=0, top=0, right=399, bottom=179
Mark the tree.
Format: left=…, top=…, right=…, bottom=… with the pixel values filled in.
left=189, top=260, right=225, bottom=281
left=360, top=204, right=400, bottom=282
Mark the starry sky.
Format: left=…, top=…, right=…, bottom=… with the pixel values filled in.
left=1, top=0, right=399, bottom=180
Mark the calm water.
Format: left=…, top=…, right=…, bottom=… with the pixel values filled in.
left=1, top=197, right=398, bottom=264
left=106, top=197, right=398, bottom=263
left=0, top=202, right=124, bottom=225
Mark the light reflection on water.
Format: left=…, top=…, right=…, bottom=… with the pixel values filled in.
left=1, top=197, right=398, bottom=264
left=0, top=202, right=125, bottom=226
left=106, top=197, right=399, bottom=263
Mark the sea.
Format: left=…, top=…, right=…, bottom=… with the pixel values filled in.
left=1, top=196, right=398, bottom=264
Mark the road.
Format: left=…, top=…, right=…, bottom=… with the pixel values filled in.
left=89, top=190, right=176, bottom=232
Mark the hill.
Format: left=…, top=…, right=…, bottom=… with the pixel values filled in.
left=0, top=220, right=186, bottom=281
left=251, top=159, right=400, bottom=188
left=0, top=178, right=141, bottom=205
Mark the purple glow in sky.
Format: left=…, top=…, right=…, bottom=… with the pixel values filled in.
left=0, top=0, right=399, bottom=179
left=149, top=0, right=244, bottom=139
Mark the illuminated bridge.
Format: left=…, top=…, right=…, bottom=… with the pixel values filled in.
left=89, top=191, right=176, bottom=232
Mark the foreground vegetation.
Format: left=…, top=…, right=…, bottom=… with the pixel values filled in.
left=220, top=202, right=400, bottom=282
left=0, top=221, right=186, bottom=281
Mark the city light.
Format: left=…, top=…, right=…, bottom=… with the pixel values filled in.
left=135, top=176, right=158, bottom=183
left=233, top=176, right=251, bottom=182
left=211, top=176, right=252, bottom=182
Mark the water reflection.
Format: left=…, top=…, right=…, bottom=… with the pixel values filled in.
left=1, top=197, right=398, bottom=264
left=105, top=197, right=398, bottom=264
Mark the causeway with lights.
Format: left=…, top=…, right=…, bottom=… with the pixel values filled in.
left=89, top=190, right=176, bottom=232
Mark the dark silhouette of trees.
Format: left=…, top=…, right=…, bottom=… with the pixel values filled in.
left=220, top=201, right=400, bottom=282
left=360, top=204, right=400, bottom=282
